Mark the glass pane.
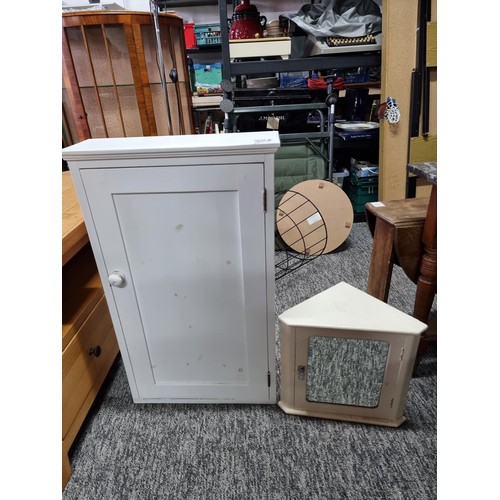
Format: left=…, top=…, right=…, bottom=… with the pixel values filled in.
left=85, top=25, right=112, bottom=87
left=162, top=25, right=188, bottom=134
left=167, top=83, right=182, bottom=135
left=142, top=23, right=191, bottom=135
left=80, top=87, right=106, bottom=137
left=118, top=86, right=143, bottom=136
left=99, top=87, right=124, bottom=137
left=174, top=27, right=187, bottom=82
left=103, top=25, right=134, bottom=86
left=306, top=336, right=389, bottom=408
left=150, top=83, right=170, bottom=135
left=141, top=25, right=161, bottom=84
left=62, top=88, right=78, bottom=146
left=159, top=24, right=175, bottom=79
left=66, top=27, right=93, bottom=88
left=178, top=83, right=192, bottom=134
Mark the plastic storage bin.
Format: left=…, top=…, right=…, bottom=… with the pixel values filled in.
left=194, top=24, right=221, bottom=46
left=280, top=72, right=309, bottom=88
left=331, top=168, right=349, bottom=188
left=343, top=172, right=378, bottom=213
left=193, top=63, right=222, bottom=94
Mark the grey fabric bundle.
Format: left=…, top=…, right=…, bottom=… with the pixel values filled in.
left=291, top=0, right=382, bottom=37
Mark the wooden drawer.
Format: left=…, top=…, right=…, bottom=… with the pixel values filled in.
left=62, top=295, right=118, bottom=440
left=63, top=173, right=120, bottom=490
left=62, top=244, right=105, bottom=351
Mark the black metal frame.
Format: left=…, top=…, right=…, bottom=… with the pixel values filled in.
left=274, top=189, right=328, bottom=280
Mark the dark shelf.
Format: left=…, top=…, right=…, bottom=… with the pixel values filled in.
left=217, top=1, right=381, bottom=79
left=333, top=137, right=379, bottom=150
left=228, top=52, right=381, bottom=76
left=160, top=0, right=231, bottom=7
left=187, top=45, right=222, bottom=53
left=210, top=0, right=381, bottom=171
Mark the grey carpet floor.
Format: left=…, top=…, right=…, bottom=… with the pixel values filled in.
left=63, top=222, right=437, bottom=500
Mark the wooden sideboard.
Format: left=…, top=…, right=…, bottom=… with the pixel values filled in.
left=62, top=171, right=119, bottom=489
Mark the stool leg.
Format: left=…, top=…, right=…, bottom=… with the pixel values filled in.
left=412, top=185, right=437, bottom=374
left=367, top=219, right=395, bottom=302
left=413, top=185, right=437, bottom=323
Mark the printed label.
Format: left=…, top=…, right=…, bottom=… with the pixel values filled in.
left=266, top=116, right=280, bottom=130
left=307, top=212, right=322, bottom=225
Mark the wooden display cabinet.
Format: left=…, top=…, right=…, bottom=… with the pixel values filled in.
left=62, top=11, right=195, bottom=144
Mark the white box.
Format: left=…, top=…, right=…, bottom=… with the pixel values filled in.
left=229, top=37, right=291, bottom=60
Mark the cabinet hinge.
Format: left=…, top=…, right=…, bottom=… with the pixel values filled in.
left=267, top=371, right=271, bottom=387
left=263, top=188, right=267, bottom=212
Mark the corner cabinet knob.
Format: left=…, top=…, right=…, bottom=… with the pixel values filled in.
left=108, top=271, right=126, bottom=287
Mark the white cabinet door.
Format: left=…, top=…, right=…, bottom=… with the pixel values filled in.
left=80, top=163, right=273, bottom=403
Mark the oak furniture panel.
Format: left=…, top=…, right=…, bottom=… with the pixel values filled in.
left=62, top=172, right=119, bottom=490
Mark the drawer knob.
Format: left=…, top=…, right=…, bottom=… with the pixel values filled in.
left=89, top=345, right=101, bottom=358
left=108, top=271, right=125, bottom=287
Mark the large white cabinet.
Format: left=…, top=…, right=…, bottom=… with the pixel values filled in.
left=63, top=131, right=280, bottom=403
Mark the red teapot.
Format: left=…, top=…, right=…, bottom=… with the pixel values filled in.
left=228, top=0, right=267, bottom=40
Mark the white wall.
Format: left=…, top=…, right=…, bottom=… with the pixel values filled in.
left=123, top=0, right=150, bottom=11
left=62, top=0, right=127, bottom=7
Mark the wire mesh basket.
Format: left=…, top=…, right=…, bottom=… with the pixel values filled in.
left=275, top=189, right=328, bottom=280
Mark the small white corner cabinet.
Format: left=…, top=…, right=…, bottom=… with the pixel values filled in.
left=62, top=131, right=280, bottom=404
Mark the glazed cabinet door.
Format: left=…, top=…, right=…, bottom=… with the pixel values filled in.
left=62, top=12, right=194, bottom=144
left=79, top=162, right=273, bottom=403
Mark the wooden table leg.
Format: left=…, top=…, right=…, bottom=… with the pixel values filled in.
left=367, top=219, right=395, bottom=302
left=413, top=184, right=437, bottom=367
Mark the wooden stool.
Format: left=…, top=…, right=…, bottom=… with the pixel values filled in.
left=365, top=197, right=430, bottom=302
left=366, top=198, right=434, bottom=373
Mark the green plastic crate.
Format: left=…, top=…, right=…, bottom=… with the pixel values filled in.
left=343, top=173, right=378, bottom=213
left=193, top=63, right=222, bottom=94
left=194, top=24, right=221, bottom=46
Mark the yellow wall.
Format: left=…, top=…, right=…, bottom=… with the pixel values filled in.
left=379, top=0, right=437, bottom=200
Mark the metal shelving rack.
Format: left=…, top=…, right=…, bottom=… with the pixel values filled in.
left=214, top=0, right=381, bottom=180
left=216, top=1, right=381, bottom=78
left=165, top=0, right=381, bottom=183
left=163, top=1, right=381, bottom=78
left=163, top=0, right=381, bottom=271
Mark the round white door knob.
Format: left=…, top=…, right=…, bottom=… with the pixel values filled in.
left=108, top=271, right=125, bottom=287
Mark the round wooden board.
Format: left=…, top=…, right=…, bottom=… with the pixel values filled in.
left=276, top=180, right=354, bottom=255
